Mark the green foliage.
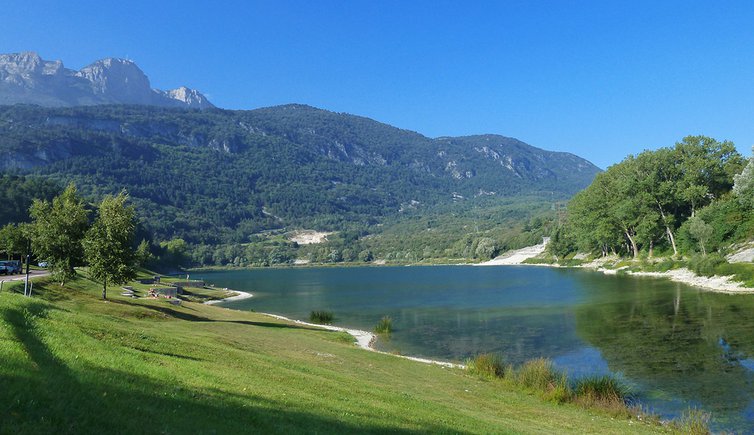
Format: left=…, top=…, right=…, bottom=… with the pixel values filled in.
left=687, top=254, right=727, bottom=277
left=309, top=310, right=334, bottom=324
left=733, top=148, right=754, bottom=209
left=0, top=174, right=60, bottom=227
left=374, top=316, right=393, bottom=334
left=0, top=223, right=27, bottom=261
left=29, top=183, right=89, bottom=285
left=83, top=191, right=137, bottom=299
left=714, top=262, right=754, bottom=287
left=565, top=136, right=743, bottom=259
left=0, top=105, right=598, bottom=266
left=686, top=216, right=714, bottom=255
left=135, top=239, right=154, bottom=266
left=466, top=353, right=507, bottom=379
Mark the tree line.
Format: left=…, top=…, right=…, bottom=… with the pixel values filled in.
left=551, top=136, right=754, bottom=259
left=0, top=183, right=142, bottom=299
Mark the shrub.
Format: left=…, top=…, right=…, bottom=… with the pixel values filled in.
left=374, top=316, right=393, bottom=334
left=688, top=253, right=727, bottom=277
left=309, top=310, right=334, bottom=324
left=466, top=353, right=506, bottom=379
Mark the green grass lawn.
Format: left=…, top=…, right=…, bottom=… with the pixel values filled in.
left=0, top=273, right=674, bottom=434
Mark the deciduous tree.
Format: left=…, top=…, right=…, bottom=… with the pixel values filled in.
left=83, top=191, right=137, bottom=300
left=29, top=183, right=89, bottom=285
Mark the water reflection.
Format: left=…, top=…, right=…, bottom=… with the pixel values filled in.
left=572, top=273, right=754, bottom=430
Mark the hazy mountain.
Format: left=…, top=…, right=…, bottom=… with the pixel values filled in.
left=0, top=52, right=213, bottom=109
left=0, top=104, right=599, bottom=244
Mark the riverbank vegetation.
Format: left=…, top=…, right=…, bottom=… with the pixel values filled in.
left=544, top=137, right=754, bottom=283
left=0, top=273, right=674, bottom=434
left=465, top=353, right=709, bottom=434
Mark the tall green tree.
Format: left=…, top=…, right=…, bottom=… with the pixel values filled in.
left=29, top=183, right=89, bottom=285
left=83, top=191, right=137, bottom=300
left=0, top=223, right=25, bottom=261
left=733, top=147, right=754, bottom=210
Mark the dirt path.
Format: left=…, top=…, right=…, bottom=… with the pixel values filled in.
left=0, top=270, right=50, bottom=283
left=477, top=237, right=550, bottom=266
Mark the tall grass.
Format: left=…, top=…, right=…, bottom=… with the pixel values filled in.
left=672, top=408, right=711, bottom=435
left=466, top=356, right=639, bottom=413
left=466, top=353, right=506, bottom=379
left=309, top=310, right=334, bottom=324
left=572, top=375, right=631, bottom=415
left=374, top=316, right=393, bottom=334
left=516, top=358, right=570, bottom=403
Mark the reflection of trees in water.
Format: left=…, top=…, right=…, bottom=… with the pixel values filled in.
left=573, top=273, right=754, bottom=426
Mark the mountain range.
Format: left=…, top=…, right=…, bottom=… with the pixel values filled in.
left=0, top=51, right=600, bottom=252
left=0, top=52, right=213, bottom=109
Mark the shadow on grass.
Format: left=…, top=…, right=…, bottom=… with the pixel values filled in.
left=0, top=302, right=452, bottom=434
left=109, top=298, right=331, bottom=332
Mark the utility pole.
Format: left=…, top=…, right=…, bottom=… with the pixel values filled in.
left=24, top=240, right=31, bottom=297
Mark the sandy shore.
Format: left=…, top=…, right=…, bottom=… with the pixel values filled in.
left=483, top=242, right=754, bottom=294
left=262, top=313, right=463, bottom=368
left=204, top=290, right=254, bottom=305
left=478, top=239, right=549, bottom=266
left=610, top=267, right=754, bottom=294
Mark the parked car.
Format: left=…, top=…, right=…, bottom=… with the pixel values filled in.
left=0, top=261, right=21, bottom=275
left=38, top=261, right=48, bottom=268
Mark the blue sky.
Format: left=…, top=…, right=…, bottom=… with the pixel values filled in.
left=3, top=0, right=753, bottom=168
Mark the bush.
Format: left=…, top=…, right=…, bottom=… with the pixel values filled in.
left=309, top=310, right=334, bottom=324
left=688, top=253, right=727, bottom=277
left=466, top=353, right=506, bottom=379
left=715, top=262, right=754, bottom=287
left=374, top=316, right=393, bottom=334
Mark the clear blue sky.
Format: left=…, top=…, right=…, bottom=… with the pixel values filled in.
left=3, top=0, right=753, bottom=168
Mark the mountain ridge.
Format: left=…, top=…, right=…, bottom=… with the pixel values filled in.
left=0, top=51, right=213, bottom=109
left=0, top=104, right=600, bottom=244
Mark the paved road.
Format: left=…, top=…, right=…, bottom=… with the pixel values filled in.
left=0, top=270, right=50, bottom=283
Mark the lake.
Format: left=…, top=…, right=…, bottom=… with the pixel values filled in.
left=193, top=265, right=754, bottom=432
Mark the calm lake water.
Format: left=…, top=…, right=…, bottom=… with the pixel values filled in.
left=194, top=265, right=754, bottom=432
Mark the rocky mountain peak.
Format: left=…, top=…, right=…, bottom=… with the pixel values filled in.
left=0, top=51, right=214, bottom=109
left=165, top=86, right=214, bottom=109
left=76, top=58, right=153, bottom=104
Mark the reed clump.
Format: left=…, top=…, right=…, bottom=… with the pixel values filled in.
left=309, top=310, right=334, bottom=324
left=374, top=316, right=393, bottom=334
left=466, top=353, right=507, bottom=379
left=465, top=355, right=646, bottom=415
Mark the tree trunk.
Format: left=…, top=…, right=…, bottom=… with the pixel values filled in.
left=656, top=203, right=678, bottom=256
left=666, top=226, right=678, bottom=257
left=102, top=279, right=107, bottom=300
left=649, top=240, right=654, bottom=258
left=625, top=230, right=639, bottom=259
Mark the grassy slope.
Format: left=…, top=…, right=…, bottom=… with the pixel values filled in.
left=1, top=274, right=668, bottom=434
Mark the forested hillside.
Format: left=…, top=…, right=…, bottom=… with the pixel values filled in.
left=0, top=104, right=598, bottom=265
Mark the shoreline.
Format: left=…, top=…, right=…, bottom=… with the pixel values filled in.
left=204, top=289, right=254, bottom=305
left=262, top=313, right=463, bottom=369
left=479, top=241, right=754, bottom=294
left=205, top=291, right=463, bottom=368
